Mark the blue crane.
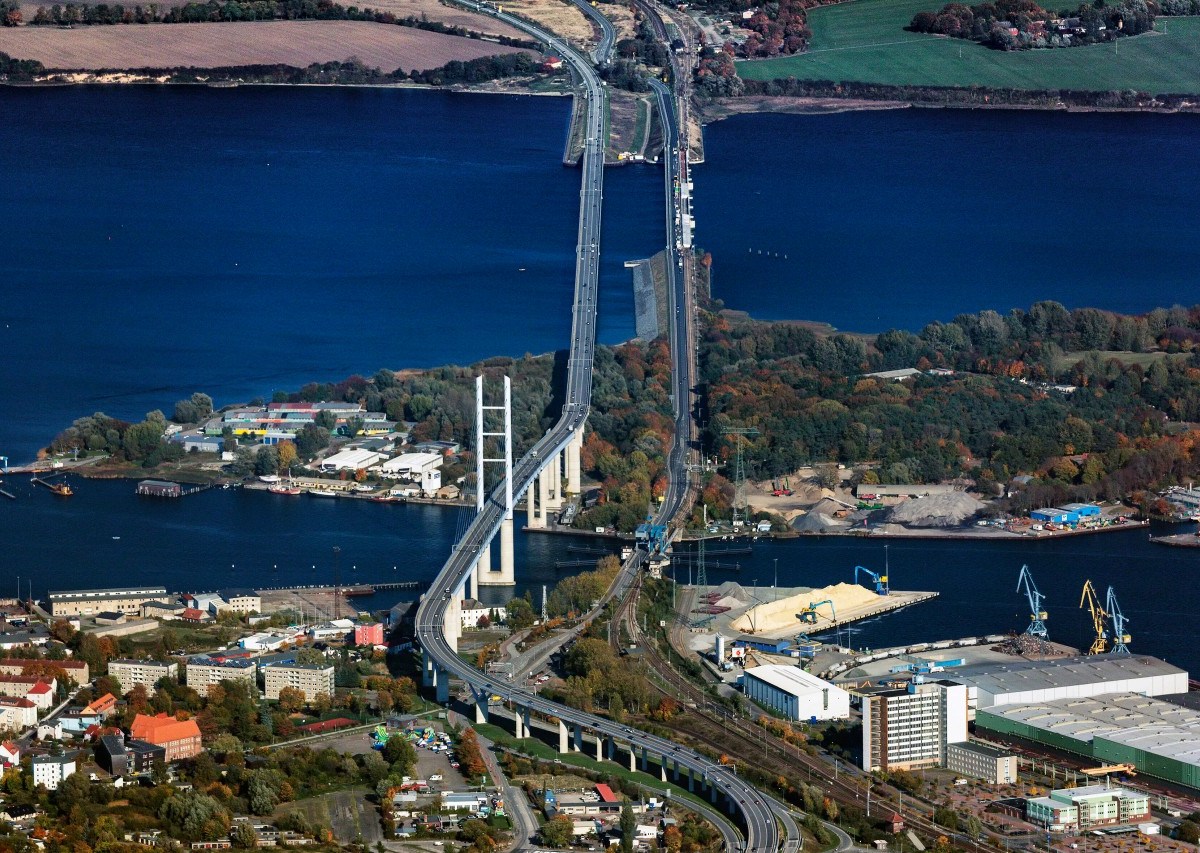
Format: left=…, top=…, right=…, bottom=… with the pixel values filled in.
left=1106, top=585, right=1131, bottom=654
left=1017, top=564, right=1048, bottom=638
left=855, top=565, right=889, bottom=595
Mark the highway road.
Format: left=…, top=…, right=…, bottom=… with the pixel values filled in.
left=418, top=4, right=781, bottom=851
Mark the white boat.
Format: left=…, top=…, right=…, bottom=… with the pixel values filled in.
left=308, top=489, right=338, bottom=498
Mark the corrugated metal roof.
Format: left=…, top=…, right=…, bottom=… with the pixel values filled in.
left=947, top=655, right=1185, bottom=694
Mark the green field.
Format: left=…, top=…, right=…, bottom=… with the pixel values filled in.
left=736, top=0, right=1200, bottom=92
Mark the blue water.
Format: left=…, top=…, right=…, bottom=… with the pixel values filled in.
left=695, top=109, right=1200, bottom=332
left=3, top=91, right=1199, bottom=676
left=0, top=86, right=659, bottom=464
left=0, top=476, right=598, bottom=612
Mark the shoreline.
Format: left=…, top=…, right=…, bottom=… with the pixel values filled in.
left=692, top=94, right=1200, bottom=125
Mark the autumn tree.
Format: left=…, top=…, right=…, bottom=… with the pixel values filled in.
left=277, top=440, right=297, bottom=472
left=276, top=687, right=306, bottom=713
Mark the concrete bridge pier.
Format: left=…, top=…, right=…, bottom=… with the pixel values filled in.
left=538, top=470, right=550, bottom=526
left=432, top=663, right=449, bottom=705
left=710, top=784, right=718, bottom=804
left=639, top=746, right=648, bottom=771
left=673, top=760, right=680, bottom=782
left=558, top=720, right=570, bottom=753
left=468, top=563, right=478, bottom=602
left=687, top=769, right=695, bottom=793
left=422, top=652, right=436, bottom=687
left=514, top=710, right=525, bottom=739
left=567, top=431, right=582, bottom=495
left=660, top=761, right=668, bottom=782
left=572, top=724, right=583, bottom=752
left=594, top=733, right=603, bottom=761
left=627, top=744, right=636, bottom=772
left=474, top=691, right=489, bottom=725
left=606, top=738, right=615, bottom=761
left=498, top=517, right=515, bottom=584
left=526, top=481, right=539, bottom=529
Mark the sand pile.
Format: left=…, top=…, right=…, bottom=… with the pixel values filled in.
left=792, top=512, right=843, bottom=533
left=888, top=492, right=985, bottom=528
left=730, top=582, right=882, bottom=634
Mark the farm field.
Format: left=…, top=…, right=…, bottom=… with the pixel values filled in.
left=0, top=19, right=529, bottom=72
left=16, top=0, right=527, bottom=38
left=736, top=0, right=1200, bottom=93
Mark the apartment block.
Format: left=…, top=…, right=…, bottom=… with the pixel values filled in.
left=263, top=664, right=335, bottom=701
left=185, top=657, right=256, bottom=697
left=946, top=741, right=1018, bottom=784
left=862, top=680, right=969, bottom=772
left=108, top=659, right=178, bottom=696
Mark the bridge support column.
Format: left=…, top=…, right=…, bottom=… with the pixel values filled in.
left=627, top=745, right=636, bottom=772
left=567, top=431, right=582, bottom=495
left=594, top=734, right=603, bottom=761
left=474, top=692, right=488, bottom=725
left=558, top=720, right=569, bottom=753
left=673, top=760, right=680, bottom=782
left=606, top=738, right=615, bottom=761
left=434, top=664, right=449, bottom=705
left=422, top=651, right=436, bottom=688
left=639, top=746, right=648, bottom=771
left=479, top=522, right=515, bottom=586
left=538, top=469, right=550, bottom=526
left=710, top=784, right=718, bottom=804
left=660, top=761, right=668, bottom=782
left=687, top=769, right=694, bottom=793
left=514, top=710, right=525, bottom=740
left=468, top=564, right=478, bottom=602
left=572, top=724, right=582, bottom=752
left=526, top=482, right=539, bottom=529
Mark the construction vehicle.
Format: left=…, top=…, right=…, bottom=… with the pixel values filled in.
left=855, top=565, right=889, bottom=596
left=1080, top=763, right=1136, bottom=778
left=1106, top=585, right=1131, bottom=654
left=799, top=599, right=836, bottom=624
left=1080, top=579, right=1109, bottom=655
left=1017, top=564, right=1048, bottom=638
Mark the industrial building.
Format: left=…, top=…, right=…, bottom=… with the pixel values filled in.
left=108, top=659, right=178, bottom=696
left=742, top=665, right=850, bottom=722
left=945, top=741, right=1018, bottom=784
left=318, top=448, right=388, bottom=473
left=945, top=654, right=1187, bottom=713
left=1026, top=786, right=1149, bottom=831
left=218, top=588, right=262, bottom=614
left=262, top=663, right=334, bottom=701
left=862, top=680, right=968, bottom=772
left=977, top=692, right=1200, bottom=790
left=48, top=586, right=169, bottom=617
left=184, top=656, right=256, bottom=697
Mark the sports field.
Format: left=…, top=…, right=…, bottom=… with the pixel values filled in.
left=736, top=0, right=1200, bottom=93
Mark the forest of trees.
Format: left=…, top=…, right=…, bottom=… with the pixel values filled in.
left=908, top=0, right=1155, bottom=49
left=699, top=302, right=1200, bottom=510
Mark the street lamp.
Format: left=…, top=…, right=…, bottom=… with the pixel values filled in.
left=774, top=558, right=778, bottom=590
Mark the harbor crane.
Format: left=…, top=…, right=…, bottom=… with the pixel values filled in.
left=1080, top=579, right=1109, bottom=655
left=1106, top=585, right=1131, bottom=654
left=1017, top=564, right=1048, bottom=638
left=855, top=565, right=889, bottom=596
left=799, top=599, right=836, bottom=624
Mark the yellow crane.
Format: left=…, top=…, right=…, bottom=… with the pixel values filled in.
left=1080, top=579, right=1109, bottom=655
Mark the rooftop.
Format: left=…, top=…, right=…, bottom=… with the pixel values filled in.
left=48, top=587, right=167, bottom=600
left=949, top=740, right=1015, bottom=759
left=948, top=655, right=1186, bottom=695
left=131, top=713, right=202, bottom=744
left=744, top=664, right=843, bottom=697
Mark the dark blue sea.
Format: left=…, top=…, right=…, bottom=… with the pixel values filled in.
left=695, top=109, right=1200, bottom=332
left=1, top=92, right=1198, bottom=673
left=0, top=86, right=659, bottom=464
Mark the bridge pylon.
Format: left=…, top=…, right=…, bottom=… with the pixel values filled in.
left=476, top=374, right=516, bottom=586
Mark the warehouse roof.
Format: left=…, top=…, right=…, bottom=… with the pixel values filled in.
left=948, top=655, right=1186, bottom=695
left=744, top=664, right=843, bottom=697
left=980, top=693, right=1200, bottom=744
left=1097, top=725, right=1200, bottom=763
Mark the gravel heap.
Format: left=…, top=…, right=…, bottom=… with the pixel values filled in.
left=888, top=491, right=985, bottom=528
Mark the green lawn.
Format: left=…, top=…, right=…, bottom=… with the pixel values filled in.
left=736, top=1, right=1200, bottom=93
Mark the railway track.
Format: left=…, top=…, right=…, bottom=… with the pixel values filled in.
left=609, top=579, right=960, bottom=847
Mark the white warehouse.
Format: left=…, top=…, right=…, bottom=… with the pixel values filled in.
left=742, top=665, right=850, bottom=722
left=946, top=655, right=1187, bottom=715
